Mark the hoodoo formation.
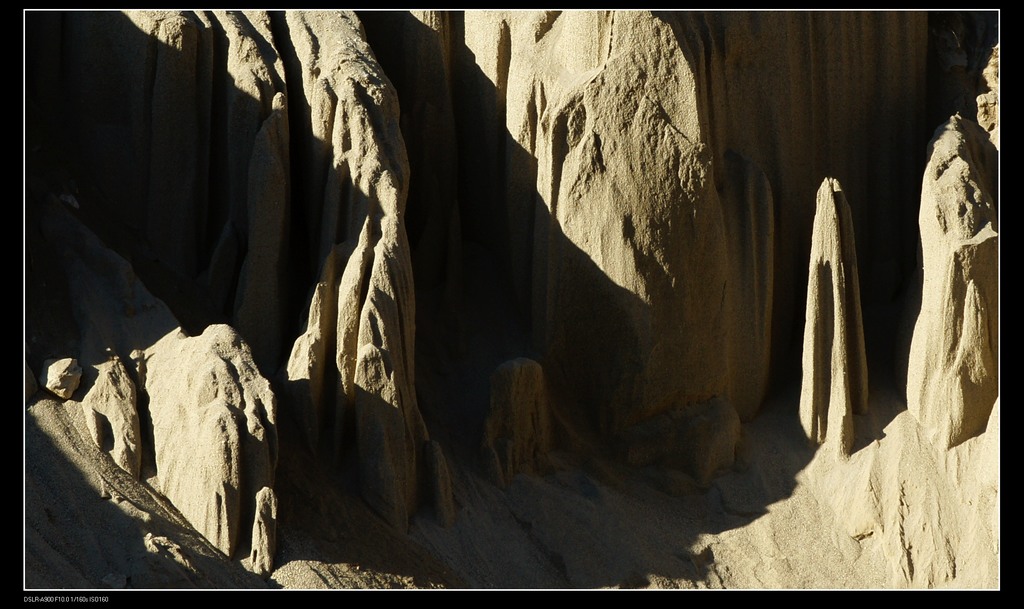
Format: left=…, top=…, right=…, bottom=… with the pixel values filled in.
left=25, top=11, right=998, bottom=589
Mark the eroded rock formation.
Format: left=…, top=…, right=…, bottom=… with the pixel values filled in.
left=907, top=114, right=998, bottom=449
left=799, top=178, right=869, bottom=458
left=481, top=358, right=553, bottom=488
left=144, top=324, right=278, bottom=559
left=80, top=354, right=141, bottom=478
left=24, top=9, right=998, bottom=590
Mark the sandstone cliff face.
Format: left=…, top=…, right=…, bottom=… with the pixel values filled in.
left=365, top=11, right=927, bottom=484
left=25, top=10, right=998, bottom=590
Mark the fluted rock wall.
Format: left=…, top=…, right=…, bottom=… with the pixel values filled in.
left=360, top=11, right=927, bottom=477
left=25, top=9, right=998, bottom=589
left=27, top=9, right=444, bottom=542
left=277, top=11, right=441, bottom=530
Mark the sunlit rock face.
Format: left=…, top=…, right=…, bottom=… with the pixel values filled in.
left=24, top=10, right=997, bottom=590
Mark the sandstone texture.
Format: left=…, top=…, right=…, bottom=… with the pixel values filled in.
left=40, top=358, right=82, bottom=400
left=799, top=178, right=869, bottom=458
left=145, top=325, right=278, bottom=559
left=25, top=10, right=998, bottom=590
left=248, top=486, right=278, bottom=578
left=481, top=358, right=553, bottom=488
left=80, top=355, right=141, bottom=478
left=907, top=114, right=998, bottom=449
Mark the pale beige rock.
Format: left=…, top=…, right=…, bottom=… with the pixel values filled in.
left=507, top=12, right=732, bottom=454
left=481, top=358, right=552, bottom=488
left=334, top=223, right=377, bottom=451
left=355, top=220, right=426, bottom=480
left=41, top=358, right=83, bottom=400
left=81, top=405, right=104, bottom=452
left=25, top=8, right=999, bottom=590
left=124, top=11, right=212, bottom=279
left=80, top=355, right=142, bottom=478
left=477, top=12, right=926, bottom=448
left=976, top=44, right=999, bottom=150
left=145, top=324, right=278, bottom=558
left=807, top=393, right=999, bottom=588
left=799, top=178, right=868, bottom=458
left=907, top=114, right=998, bottom=449
left=248, top=486, right=278, bottom=578
left=359, top=11, right=462, bottom=292
left=280, top=11, right=432, bottom=530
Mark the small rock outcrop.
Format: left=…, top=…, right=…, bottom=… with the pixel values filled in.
left=976, top=44, right=999, bottom=150
left=481, top=358, right=553, bottom=488
left=145, top=324, right=278, bottom=560
left=799, top=178, right=868, bottom=458
left=907, top=114, right=998, bottom=449
left=248, top=486, right=278, bottom=578
left=618, top=397, right=740, bottom=487
left=40, top=358, right=83, bottom=400
left=80, top=354, right=142, bottom=478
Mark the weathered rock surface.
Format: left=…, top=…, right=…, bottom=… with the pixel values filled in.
left=27, top=195, right=280, bottom=572
left=24, top=9, right=998, bottom=590
left=799, top=178, right=869, bottom=458
left=40, top=358, right=83, bottom=400
left=248, top=486, right=278, bottom=578
left=80, top=354, right=142, bottom=478
left=279, top=11, right=438, bottom=530
left=721, top=151, right=775, bottom=422
left=284, top=244, right=345, bottom=451
left=528, top=13, right=730, bottom=441
left=35, top=11, right=292, bottom=370
left=359, top=11, right=462, bottom=292
left=976, top=44, right=999, bottom=150
left=26, top=395, right=267, bottom=589
left=808, top=393, right=999, bottom=588
left=353, top=344, right=419, bottom=530
left=481, top=358, right=553, bottom=488
left=907, top=114, right=998, bottom=449
left=145, top=324, right=278, bottom=558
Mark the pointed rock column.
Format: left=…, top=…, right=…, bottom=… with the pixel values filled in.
left=799, top=178, right=869, bottom=458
